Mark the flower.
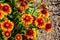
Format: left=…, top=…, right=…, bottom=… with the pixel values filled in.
left=1, top=20, right=14, bottom=31
left=0, top=22, right=1, bottom=28
left=22, top=14, right=33, bottom=25
left=0, top=3, right=3, bottom=10
left=32, top=16, right=36, bottom=24
left=2, top=3, right=12, bottom=14
left=35, top=17, right=45, bottom=28
left=39, top=9, right=49, bottom=18
left=18, top=1, right=28, bottom=12
left=21, top=1, right=28, bottom=9
left=25, top=29, right=36, bottom=39
left=2, top=31, right=11, bottom=38
left=15, top=34, right=22, bottom=40
left=42, top=3, right=47, bottom=8
left=0, top=10, right=5, bottom=19
left=44, top=23, right=52, bottom=32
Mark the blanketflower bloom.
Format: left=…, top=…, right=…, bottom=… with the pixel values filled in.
left=17, top=1, right=28, bottom=13
left=22, top=14, right=33, bottom=25
left=0, top=3, right=3, bottom=10
left=2, top=31, right=11, bottom=38
left=35, top=17, right=45, bottom=28
left=2, top=3, right=12, bottom=14
left=0, top=10, right=5, bottom=19
left=0, top=22, right=1, bottom=28
left=39, top=9, right=49, bottom=18
left=42, top=3, right=47, bottom=8
left=25, top=29, right=36, bottom=39
left=44, top=23, right=52, bottom=32
left=1, top=20, right=14, bottom=31
left=15, top=34, right=22, bottom=40
left=32, top=16, right=36, bottom=24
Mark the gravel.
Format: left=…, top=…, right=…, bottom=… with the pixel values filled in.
left=36, top=0, right=60, bottom=40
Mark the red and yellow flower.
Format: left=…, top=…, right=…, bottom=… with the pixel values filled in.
left=22, top=14, right=33, bottom=25
left=25, top=29, right=36, bottom=39
left=32, top=16, right=36, bottom=24
left=35, top=17, right=45, bottom=28
left=15, top=34, right=22, bottom=40
left=2, top=3, right=12, bottom=15
left=44, top=23, right=52, bottom=32
left=1, top=20, right=14, bottom=31
left=18, top=1, right=28, bottom=12
left=0, top=10, right=5, bottom=19
left=2, top=31, right=11, bottom=38
left=39, top=9, right=49, bottom=18
left=0, top=22, right=1, bottom=28
left=0, top=3, right=3, bottom=10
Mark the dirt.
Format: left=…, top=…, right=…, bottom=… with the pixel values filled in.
left=36, top=0, right=60, bottom=40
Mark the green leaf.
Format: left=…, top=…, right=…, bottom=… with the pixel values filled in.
left=0, top=37, right=2, bottom=40
left=33, top=9, right=39, bottom=17
left=10, top=0, right=17, bottom=4
left=29, top=24, right=37, bottom=28
left=25, top=7, right=34, bottom=15
left=0, top=0, right=5, bottom=2
left=21, top=28, right=27, bottom=34
left=8, top=14, right=13, bottom=18
left=0, top=20, right=2, bottom=22
left=13, top=7, right=17, bottom=11
left=36, top=30, right=40, bottom=35
left=28, top=2, right=33, bottom=7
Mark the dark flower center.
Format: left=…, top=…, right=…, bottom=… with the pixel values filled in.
left=41, top=9, right=47, bottom=14
left=16, top=34, right=21, bottom=40
left=37, top=18, right=44, bottom=26
left=46, top=23, right=52, bottom=29
left=26, top=29, right=34, bottom=36
left=3, top=22, right=12, bottom=29
left=2, top=5, right=9, bottom=12
left=23, top=16, right=31, bottom=22
left=4, top=31, right=10, bottom=37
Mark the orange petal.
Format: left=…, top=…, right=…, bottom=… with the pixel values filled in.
left=0, top=10, right=5, bottom=19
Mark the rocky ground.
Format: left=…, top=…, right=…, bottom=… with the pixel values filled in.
left=36, top=0, right=60, bottom=40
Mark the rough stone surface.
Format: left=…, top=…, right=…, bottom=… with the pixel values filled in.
left=36, top=0, right=60, bottom=40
